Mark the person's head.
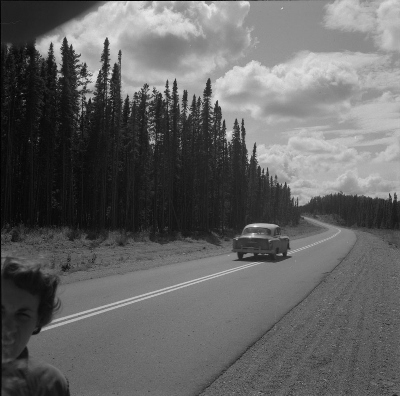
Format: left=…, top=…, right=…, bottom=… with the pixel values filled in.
left=1, top=256, right=61, bottom=363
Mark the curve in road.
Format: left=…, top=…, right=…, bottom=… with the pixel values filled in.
left=29, top=219, right=356, bottom=396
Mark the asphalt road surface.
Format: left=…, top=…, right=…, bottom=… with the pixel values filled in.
left=28, top=218, right=356, bottom=395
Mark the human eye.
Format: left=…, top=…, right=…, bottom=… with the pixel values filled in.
left=17, top=311, right=31, bottom=321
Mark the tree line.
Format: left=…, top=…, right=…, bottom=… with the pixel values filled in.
left=301, top=192, right=399, bottom=229
left=1, top=38, right=300, bottom=234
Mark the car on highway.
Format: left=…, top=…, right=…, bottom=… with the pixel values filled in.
left=232, top=223, right=290, bottom=260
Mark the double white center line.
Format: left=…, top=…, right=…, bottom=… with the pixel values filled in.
left=44, top=227, right=341, bottom=332
left=44, top=261, right=264, bottom=331
left=289, top=228, right=341, bottom=254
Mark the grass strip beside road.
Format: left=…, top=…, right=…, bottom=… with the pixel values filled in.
left=1, top=218, right=327, bottom=284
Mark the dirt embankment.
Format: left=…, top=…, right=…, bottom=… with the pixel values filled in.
left=200, top=229, right=400, bottom=396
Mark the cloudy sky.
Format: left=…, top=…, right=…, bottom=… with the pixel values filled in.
left=35, top=0, right=400, bottom=205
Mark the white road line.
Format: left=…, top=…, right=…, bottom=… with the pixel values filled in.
left=43, top=261, right=263, bottom=331
left=43, top=227, right=341, bottom=332
left=290, top=228, right=341, bottom=254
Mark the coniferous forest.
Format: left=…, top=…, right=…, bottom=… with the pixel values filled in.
left=1, top=38, right=300, bottom=233
left=301, top=192, right=399, bottom=229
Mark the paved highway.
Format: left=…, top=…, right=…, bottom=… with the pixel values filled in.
left=29, top=218, right=356, bottom=395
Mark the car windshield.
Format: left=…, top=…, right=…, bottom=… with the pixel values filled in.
left=243, top=227, right=271, bottom=235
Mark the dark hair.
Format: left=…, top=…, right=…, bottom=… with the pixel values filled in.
left=1, top=256, right=61, bottom=333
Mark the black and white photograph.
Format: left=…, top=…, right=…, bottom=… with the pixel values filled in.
left=2, top=1, right=399, bottom=395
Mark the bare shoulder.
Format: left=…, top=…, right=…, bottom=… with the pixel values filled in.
left=27, top=357, right=70, bottom=396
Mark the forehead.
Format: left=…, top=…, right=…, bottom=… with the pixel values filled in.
left=1, top=278, right=40, bottom=312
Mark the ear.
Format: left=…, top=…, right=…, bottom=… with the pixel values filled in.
left=32, top=327, right=41, bottom=335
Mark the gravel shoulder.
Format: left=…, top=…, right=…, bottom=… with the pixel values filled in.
left=200, top=230, right=400, bottom=396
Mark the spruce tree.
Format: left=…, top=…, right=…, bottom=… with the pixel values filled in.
left=38, top=43, right=58, bottom=225
left=58, top=38, right=80, bottom=226
left=200, top=78, right=213, bottom=230
left=109, top=60, right=122, bottom=228
left=247, top=143, right=258, bottom=223
left=230, top=119, right=242, bottom=229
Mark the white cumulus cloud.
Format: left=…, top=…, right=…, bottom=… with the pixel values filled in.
left=214, top=51, right=393, bottom=123
left=254, top=127, right=400, bottom=205
left=291, top=170, right=398, bottom=205
left=326, top=169, right=397, bottom=195
left=373, top=134, right=400, bottom=163
left=36, top=1, right=256, bottom=91
left=256, top=130, right=369, bottom=186
left=324, top=0, right=400, bottom=52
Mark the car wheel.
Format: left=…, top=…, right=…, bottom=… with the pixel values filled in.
left=283, top=244, right=288, bottom=257
left=237, top=252, right=244, bottom=260
left=271, top=249, right=277, bottom=261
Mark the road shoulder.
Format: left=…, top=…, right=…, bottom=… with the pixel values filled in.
left=200, top=230, right=400, bottom=396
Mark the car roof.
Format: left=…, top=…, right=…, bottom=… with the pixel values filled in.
left=244, top=223, right=279, bottom=229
